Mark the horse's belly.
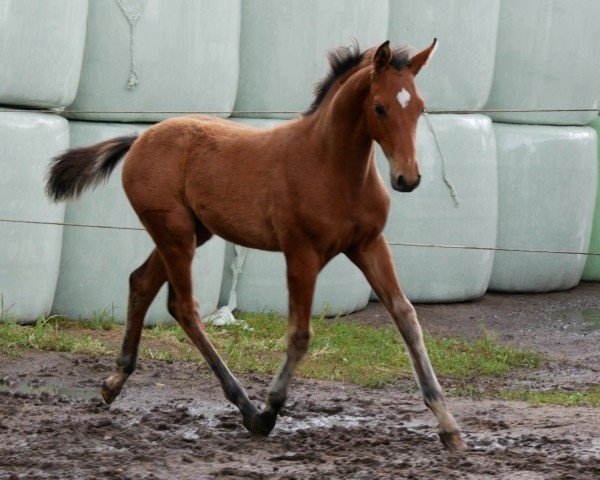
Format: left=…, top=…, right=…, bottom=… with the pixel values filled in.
left=192, top=201, right=281, bottom=252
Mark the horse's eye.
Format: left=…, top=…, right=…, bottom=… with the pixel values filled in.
left=375, top=104, right=386, bottom=117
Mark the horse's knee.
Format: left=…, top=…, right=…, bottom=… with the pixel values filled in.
left=288, top=328, right=312, bottom=357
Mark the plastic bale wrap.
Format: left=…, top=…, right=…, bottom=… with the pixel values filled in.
left=376, top=114, right=497, bottom=303
left=490, top=123, right=597, bottom=292
left=68, top=0, right=241, bottom=122
left=485, top=0, right=600, bottom=126
left=0, top=0, right=88, bottom=108
left=217, top=118, right=371, bottom=316
left=582, top=117, right=600, bottom=280
left=0, top=112, right=68, bottom=322
left=51, top=122, right=225, bottom=324
left=388, top=0, right=500, bottom=110
left=234, top=0, right=388, bottom=119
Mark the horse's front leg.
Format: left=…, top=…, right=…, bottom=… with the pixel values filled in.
left=250, top=250, right=320, bottom=435
left=347, top=234, right=465, bottom=451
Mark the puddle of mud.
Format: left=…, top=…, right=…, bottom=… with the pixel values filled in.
left=188, top=403, right=368, bottom=432
left=0, top=376, right=99, bottom=401
left=551, top=309, right=600, bottom=332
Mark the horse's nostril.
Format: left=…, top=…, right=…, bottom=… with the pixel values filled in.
left=393, top=174, right=420, bottom=193
left=414, top=174, right=422, bottom=188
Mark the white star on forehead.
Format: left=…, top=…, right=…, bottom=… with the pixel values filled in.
left=396, top=88, right=411, bottom=108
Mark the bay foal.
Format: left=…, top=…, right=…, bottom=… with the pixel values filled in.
left=47, top=40, right=465, bottom=450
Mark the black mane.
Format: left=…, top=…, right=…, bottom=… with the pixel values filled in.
left=303, top=43, right=414, bottom=115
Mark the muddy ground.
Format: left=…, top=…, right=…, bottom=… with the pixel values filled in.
left=1, top=283, right=599, bottom=479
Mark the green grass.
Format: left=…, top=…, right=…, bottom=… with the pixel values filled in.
left=80, top=307, right=119, bottom=331
left=0, top=295, right=16, bottom=324
left=0, top=311, right=542, bottom=387
left=498, top=386, right=600, bottom=408
left=0, top=315, right=110, bottom=355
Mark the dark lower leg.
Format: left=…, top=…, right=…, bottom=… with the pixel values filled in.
left=347, top=236, right=464, bottom=451
left=250, top=251, right=318, bottom=436
left=102, top=250, right=166, bottom=403
left=167, top=285, right=258, bottom=424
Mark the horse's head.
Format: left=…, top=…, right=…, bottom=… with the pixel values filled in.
left=366, top=40, right=437, bottom=192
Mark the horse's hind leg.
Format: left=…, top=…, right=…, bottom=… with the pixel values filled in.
left=347, top=235, right=465, bottom=452
left=146, top=210, right=258, bottom=429
left=102, top=249, right=166, bottom=404
left=250, top=250, right=320, bottom=436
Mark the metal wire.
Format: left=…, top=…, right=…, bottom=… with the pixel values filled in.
left=2, top=106, right=598, bottom=255
left=1, top=217, right=599, bottom=256
left=1, top=107, right=599, bottom=115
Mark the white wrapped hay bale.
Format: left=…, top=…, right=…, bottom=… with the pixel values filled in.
left=485, top=0, right=600, bottom=125
left=0, top=111, right=68, bottom=322
left=376, top=115, right=498, bottom=303
left=234, top=0, right=388, bottom=119
left=490, top=123, right=597, bottom=292
left=582, top=117, right=600, bottom=281
left=68, top=0, right=241, bottom=122
left=0, top=0, right=88, bottom=108
left=388, top=0, right=500, bottom=111
left=217, top=118, right=371, bottom=316
left=52, top=122, right=225, bottom=324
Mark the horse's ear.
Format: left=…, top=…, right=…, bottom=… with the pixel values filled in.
left=408, top=38, right=438, bottom=76
left=373, top=40, right=392, bottom=72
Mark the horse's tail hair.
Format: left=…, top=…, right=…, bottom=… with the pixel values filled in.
left=45, top=135, right=138, bottom=202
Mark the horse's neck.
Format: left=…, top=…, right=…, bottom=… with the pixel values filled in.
left=303, top=68, right=374, bottom=184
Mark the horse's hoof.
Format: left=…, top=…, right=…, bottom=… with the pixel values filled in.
left=101, top=379, right=121, bottom=405
left=439, top=430, right=467, bottom=452
left=249, top=410, right=277, bottom=436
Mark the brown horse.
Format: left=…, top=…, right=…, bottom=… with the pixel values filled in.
left=47, top=40, right=464, bottom=451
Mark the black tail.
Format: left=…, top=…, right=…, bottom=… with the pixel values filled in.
left=45, top=135, right=138, bottom=202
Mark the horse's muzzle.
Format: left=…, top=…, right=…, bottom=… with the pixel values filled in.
left=392, top=174, right=421, bottom=192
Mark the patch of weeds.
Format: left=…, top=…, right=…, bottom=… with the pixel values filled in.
left=426, top=329, right=542, bottom=378
left=0, top=310, right=542, bottom=388
left=498, top=386, right=600, bottom=408
left=0, top=295, right=16, bottom=324
left=202, top=312, right=543, bottom=387
left=81, top=307, right=119, bottom=331
left=0, top=315, right=111, bottom=355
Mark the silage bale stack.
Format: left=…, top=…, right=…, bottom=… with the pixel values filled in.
left=49, top=0, right=241, bottom=322
left=486, top=0, right=600, bottom=292
left=234, top=0, right=389, bottom=119
left=582, top=118, right=600, bottom=281
left=68, top=0, right=241, bottom=122
left=381, top=0, right=501, bottom=302
left=0, top=0, right=88, bottom=322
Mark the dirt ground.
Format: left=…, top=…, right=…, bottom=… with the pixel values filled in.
left=1, top=283, right=599, bottom=479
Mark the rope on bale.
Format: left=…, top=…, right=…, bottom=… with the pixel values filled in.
left=116, top=0, right=149, bottom=90
left=423, top=112, right=460, bottom=208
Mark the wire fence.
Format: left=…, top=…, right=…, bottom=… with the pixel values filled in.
left=1, top=106, right=598, bottom=256
left=1, top=107, right=599, bottom=116
left=1, top=217, right=599, bottom=257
